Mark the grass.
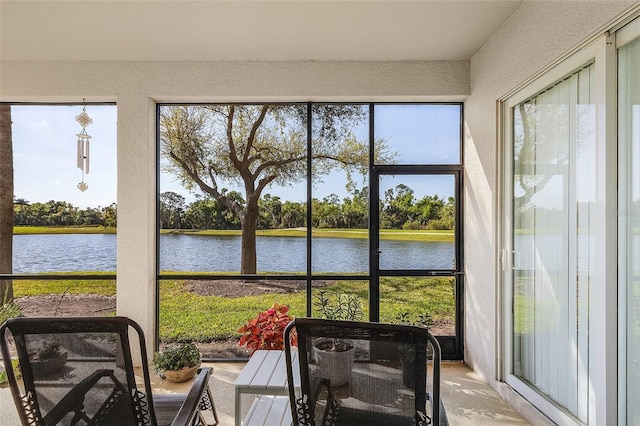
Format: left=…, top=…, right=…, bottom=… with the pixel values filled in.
left=171, top=228, right=454, bottom=242
left=14, top=278, right=116, bottom=297
left=378, top=276, right=455, bottom=323
left=13, top=226, right=116, bottom=234
left=16, top=226, right=454, bottom=242
left=158, top=280, right=307, bottom=341
left=159, top=276, right=454, bottom=342
left=11, top=276, right=455, bottom=343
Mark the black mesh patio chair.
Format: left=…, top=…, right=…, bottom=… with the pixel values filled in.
left=0, top=316, right=218, bottom=426
left=284, top=318, right=448, bottom=426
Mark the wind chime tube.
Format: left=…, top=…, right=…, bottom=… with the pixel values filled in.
left=77, top=138, right=84, bottom=170
left=85, top=140, right=90, bottom=174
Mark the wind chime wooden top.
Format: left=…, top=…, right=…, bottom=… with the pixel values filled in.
left=76, top=105, right=92, bottom=192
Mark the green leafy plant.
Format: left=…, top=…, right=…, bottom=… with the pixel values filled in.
left=152, top=341, right=200, bottom=374
left=238, top=303, right=297, bottom=353
left=394, top=310, right=435, bottom=388
left=0, top=359, right=21, bottom=387
left=0, top=302, right=21, bottom=325
left=314, top=290, right=363, bottom=321
left=35, top=341, right=62, bottom=360
left=312, top=290, right=363, bottom=356
left=394, top=310, right=434, bottom=330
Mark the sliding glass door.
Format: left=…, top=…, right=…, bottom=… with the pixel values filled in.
left=510, top=64, right=595, bottom=422
left=503, top=15, right=640, bottom=424
left=618, top=20, right=640, bottom=426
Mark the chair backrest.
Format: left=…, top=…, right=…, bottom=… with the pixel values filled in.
left=284, top=318, right=442, bottom=426
left=0, top=316, right=157, bottom=426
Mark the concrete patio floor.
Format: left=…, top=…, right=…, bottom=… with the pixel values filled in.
left=0, top=361, right=534, bottom=425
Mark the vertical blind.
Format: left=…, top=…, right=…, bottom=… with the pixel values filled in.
left=511, top=64, right=594, bottom=422
left=619, top=36, right=640, bottom=426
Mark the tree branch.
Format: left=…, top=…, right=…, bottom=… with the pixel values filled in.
left=244, top=106, right=269, bottom=163
left=227, top=106, right=239, bottom=166
left=252, top=174, right=278, bottom=204
left=168, top=150, right=245, bottom=220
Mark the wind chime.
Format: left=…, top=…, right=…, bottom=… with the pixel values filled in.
left=75, top=103, right=93, bottom=192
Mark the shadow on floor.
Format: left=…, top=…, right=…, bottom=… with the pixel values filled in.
left=0, top=361, right=530, bottom=426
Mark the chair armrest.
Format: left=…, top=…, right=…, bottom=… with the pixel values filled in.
left=170, top=367, right=213, bottom=426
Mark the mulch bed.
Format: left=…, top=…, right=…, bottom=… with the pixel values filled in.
left=183, top=279, right=333, bottom=298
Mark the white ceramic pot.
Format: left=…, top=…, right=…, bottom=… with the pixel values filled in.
left=313, top=338, right=355, bottom=387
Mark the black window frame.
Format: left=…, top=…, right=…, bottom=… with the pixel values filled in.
left=155, top=102, right=464, bottom=360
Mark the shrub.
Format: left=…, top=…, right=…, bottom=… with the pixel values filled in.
left=238, top=303, right=297, bottom=353
left=314, top=290, right=363, bottom=321
left=394, top=310, right=434, bottom=329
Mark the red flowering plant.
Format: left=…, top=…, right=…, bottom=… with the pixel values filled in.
left=238, top=303, right=298, bottom=353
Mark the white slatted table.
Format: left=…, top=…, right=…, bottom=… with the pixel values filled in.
left=234, top=350, right=300, bottom=426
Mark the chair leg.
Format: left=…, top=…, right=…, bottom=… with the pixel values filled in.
left=198, top=385, right=219, bottom=426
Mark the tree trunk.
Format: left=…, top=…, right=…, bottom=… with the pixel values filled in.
left=240, top=201, right=259, bottom=275
left=0, top=105, right=14, bottom=304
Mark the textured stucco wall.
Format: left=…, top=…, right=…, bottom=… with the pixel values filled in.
left=0, top=59, right=469, bottom=360
left=464, top=0, right=635, bottom=420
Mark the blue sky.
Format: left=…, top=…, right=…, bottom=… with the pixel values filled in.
left=12, top=105, right=118, bottom=209
left=11, top=104, right=460, bottom=209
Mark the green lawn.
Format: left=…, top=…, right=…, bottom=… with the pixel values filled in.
left=15, top=226, right=454, bottom=242
left=13, top=226, right=116, bottom=234
left=13, top=276, right=455, bottom=343
left=15, top=278, right=116, bottom=297
left=160, top=277, right=454, bottom=342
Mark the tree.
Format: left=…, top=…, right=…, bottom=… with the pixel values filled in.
left=13, top=197, right=29, bottom=225
left=159, top=191, right=186, bottom=229
left=102, top=203, right=118, bottom=228
left=382, top=184, right=415, bottom=229
left=0, top=105, right=13, bottom=304
left=160, top=104, right=381, bottom=274
left=280, top=201, right=305, bottom=229
left=258, top=194, right=283, bottom=229
left=341, top=186, right=368, bottom=229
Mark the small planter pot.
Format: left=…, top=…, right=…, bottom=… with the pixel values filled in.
left=400, top=344, right=417, bottom=388
left=162, top=363, right=200, bottom=383
left=313, top=338, right=355, bottom=387
left=31, top=351, right=68, bottom=376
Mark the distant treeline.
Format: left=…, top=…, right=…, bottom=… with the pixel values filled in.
left=12, top=184, right=456, bottom=231
left=13, top=198, right=117, bottom=227
left=160, top=184, right=455, bottom=231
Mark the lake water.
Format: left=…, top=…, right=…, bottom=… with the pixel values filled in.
left=12, top=233, right=455, bottom=273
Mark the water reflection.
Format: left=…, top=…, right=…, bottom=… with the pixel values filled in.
left=13, top=233, right=455, bottom=273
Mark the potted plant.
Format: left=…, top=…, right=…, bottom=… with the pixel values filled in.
left=152, top=341, right=201, bottom=383
left=313, top=290, right=363, bottom=386
left=238, top=303, right=297, bottom=353
left=30, top=340, right=67, bottom=375
left=395, top=311, right=434, bottom=388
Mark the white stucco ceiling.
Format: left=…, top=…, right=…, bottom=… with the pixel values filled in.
left=0, top=0, right=523, bottom=62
